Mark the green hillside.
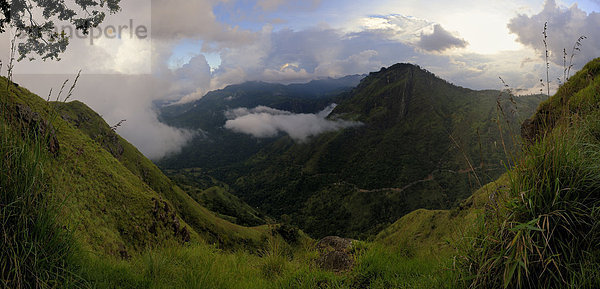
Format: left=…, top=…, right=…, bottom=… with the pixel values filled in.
left=0, top=76, right=280, bottom=258
left=377, top=58, right=600, bottom=288
left=52, top=100, right=271, bottom=242
left=171, top=63, right=543, bottom=239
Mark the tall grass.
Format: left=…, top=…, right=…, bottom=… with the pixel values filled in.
left=457, top=118, right=600, bottom=288
left=72, top=241, right=455, bottom=289
left=0, top=119, right=81, bottom=288
left=349, top=244, right=454, bottom=289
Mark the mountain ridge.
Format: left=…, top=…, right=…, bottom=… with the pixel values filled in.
left=159, top=62, right=545, bottom=239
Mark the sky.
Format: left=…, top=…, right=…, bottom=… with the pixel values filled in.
left=1, top=0, right=599, bottom=159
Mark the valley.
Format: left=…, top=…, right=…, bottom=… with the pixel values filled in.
left=3, top=58, right=600, bottom=288
left=158, top=63, right=544, bottom=239
left=3, top=0, right=599, bottom=287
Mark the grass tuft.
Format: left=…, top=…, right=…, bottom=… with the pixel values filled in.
left=458, top=118, right=600, bottom=288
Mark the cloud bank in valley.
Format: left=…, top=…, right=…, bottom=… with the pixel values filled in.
left=224, top=104, right=361, bottom=141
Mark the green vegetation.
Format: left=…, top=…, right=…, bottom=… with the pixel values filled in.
left=368, top=58, right=600, bottom=288
left=0, top=74, right=456, bottom=289
left=175, top=63, right=542, bottom=239
left=72, top=240, right=454, bottom=289
left=166, top=168, right=268, bottom=226
left=4, top=57, right=600, bottom=288
left=454, top=58, right=600, bottom=288
left=51, top=100, right=271, bottom=249
left=159, top=76, right=362, bottom=169
left=458, top=125, right=600, bottom=288
left=0, top=75, right=280, bottom=267
left=1, top=80, right=198, bottom=256
left=0, top=104, right=80, bottom=288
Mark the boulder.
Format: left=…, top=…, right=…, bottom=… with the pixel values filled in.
left=316, top=236, right=355, bottom=272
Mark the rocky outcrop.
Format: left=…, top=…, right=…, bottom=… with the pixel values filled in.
left=316, top=236, right=355, bottom=272
left=11, top=103, right=60, bottom=156
left=150, top=197, right=191, bottom=243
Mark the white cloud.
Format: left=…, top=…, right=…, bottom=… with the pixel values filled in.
left=314, top=50, right=380, bottom=77
left=206, top=26, right=415, bottom=90
left=508, top=0, right=600, bottom=71
left=12, top=74, right=196, bottom=160
left=359, top=15, right=434, bottom=43
left=224, top=104, right=362, bottom=141
left=169, top=54, right=212, bottom=104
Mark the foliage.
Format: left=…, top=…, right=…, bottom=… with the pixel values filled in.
left=50, top=98, right=276, bottom=251
left=70, top=239, right=455, bottom=289
left=165, top=169, right=267, bottom=226
left=0, top=0, right=120, bottom=60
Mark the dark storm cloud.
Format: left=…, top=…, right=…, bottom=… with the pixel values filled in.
left=416, top=24, right=468, bottom=52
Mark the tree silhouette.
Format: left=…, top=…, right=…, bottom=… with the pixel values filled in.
left=0, top=0, right=120, bottom=61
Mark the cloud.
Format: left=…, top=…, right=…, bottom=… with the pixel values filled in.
left=416, top=24, right=468, bottom=52
left=314, top=50, right=380, bottom=77
left=2, top=0, right=257, bottom=159
left=169, top=54, right=212, bottom=104
left=206, top=26, right=418, bottom=92
left=360, top=15, right=434, bottom=43
left=507, top=0, right=600, bottom=70
left=5, top=0, right=568, bottom=160
left=224, top=104, right=362, bottom=141
left=151, top=0, right=256, bottom=46
left=256, top=0, right=322, bottom=12
left=257, top=0, right=287, bottom=11
left=13, top=74, right=196, bottom=160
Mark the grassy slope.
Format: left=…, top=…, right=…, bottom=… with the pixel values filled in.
left=375, top=174, right=509, bottom=256
left=522, top=57, right=600, bottom=141
left=52, top=100, right=271, bottom=249
left=452, top=58, right=600, bottom=288
left=0, top=77, right=271, bottom=257
left=0, top=111, right=80, bottom=287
